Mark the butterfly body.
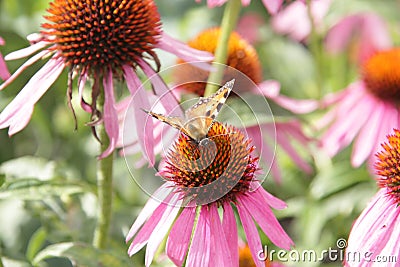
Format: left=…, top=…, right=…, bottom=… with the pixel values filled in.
left=144, top=79, right=234, bottom=143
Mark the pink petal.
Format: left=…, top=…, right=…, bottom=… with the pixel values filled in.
left=236, top=200, right=265, bottom=267
left=137, top=58, right=182, bottom=116
left=257, top=80, right=281, bottom=98
left=256, top=187, right=287, bottom=210
left=126, top=184, right=173, bottom=242
left=346, top=189, right=399, bottom=266
left=271, top=0, right=310, bottom=41
left=0, top=49, right=51, bottom=91
left=236, top=13, right=265, bottom=44
left=222, top=202, right=239, bottom=267
left=0, top=37, right=4, bottom=46
left=209, top=204, right=234, bottom=266
left=98, top=70, right=119, bottom=158
left=0, top=56, right=65, bottom=135
left=158, top=32, right=214, bottom=62
left=321, top=92, right=373, bottom=157
left=262, top=0, right=283, bottom=14
left=270, top=94, right=319, bottom=113
left=351, top=99, right=386, bottom=166
left=5, top=41, right=50, bottom=60
left=0, top=51, right=10, bottom=80
left=186, top=207, right=211, bottom=267
left=239, top=192, right=293, bottom=250
left=206, top=0, right=228, bottom=8
left=145, top=195, right=182, bottom=267
left=77, top=71, right=92, bottom=113
left=166, top=207, right=196, bottom=266
left=325, top=13, right=391, bottom=63
left=122, top=65, right=155, bottom=166
left=276, top=126, right=312, bottom=173
left=128, top=201, right=169, bottom=256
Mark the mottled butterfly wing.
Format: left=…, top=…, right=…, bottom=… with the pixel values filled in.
left=184, top=79, right=234, bottom=140
left=142, top=110, right=192, bottom=138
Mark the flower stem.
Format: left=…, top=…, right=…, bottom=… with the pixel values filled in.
left=93, top=87, right=114, bottom=249
left=204, top=0, right=241, bottom=97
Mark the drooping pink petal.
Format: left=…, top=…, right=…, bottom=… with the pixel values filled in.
left=145, top=195, right=182, bottom=267
left=256, top=186, right=287, bottom=210
left=320, top=92, right=373, bottom=157
left=123, top=65, right=155, bottom=166
left=239, top=191, right=293, bottom=250
left=258, top=81, right=319, bottom=113
left=98, top=69, right=119, bottom=159
left=351, top=99, right=386, bottom=166
left=275, top=125, right=312, bottom=173
left=137, top=58, right=182, bottom=117
left=0, top=38, right=10, bottom=81
left=126, top=183, right=173, bottom=242
left=262, top=0, right=283, bottom=14
left=166, top=207, right=196, bottom=266
left=77, top=71, right=92, bottom=113
left=222, top=202, right=239, bottom=267
left=186, top=207, right=211, bottom=267
left=325, top=13, right=391, bottom=63
left=236, top=200, right=265, bottom=267
left=0, top=49, right=51, bottom=91
left=209, top=204, right=234, bottom=266
left=159, top=32, right=214, bottom=63
left=127, top=190, right=177, bottom=256
left=0, top=56, right=65, bottom=135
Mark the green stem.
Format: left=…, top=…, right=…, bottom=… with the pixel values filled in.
left=93, top=86, right=114, bottom=249
left=204, top=0, right=241, bottom=97
left=306, top=0, right=323, bottom=99
left=0, top=257, right=3, bottom=267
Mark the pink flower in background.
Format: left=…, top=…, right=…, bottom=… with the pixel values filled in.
left=345, top=130, right=400, bottom=266
left=126, top=122, right=293, bottom=266
left=272, top=0, right=331, bottom=41
left=319, top=14, right=399, bottom=167
left=0, top=37, right=10, bottom=81
left=0, top=0, right=213, bottom=159
left=325, top=13, right=391, bottom=63
left=196, top=0, right=284, bottom=14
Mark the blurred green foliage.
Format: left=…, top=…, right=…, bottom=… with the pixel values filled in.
left=0, top=0, right=398, bottom=266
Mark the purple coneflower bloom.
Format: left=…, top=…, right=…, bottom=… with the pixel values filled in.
left=345, top=129, right=400, bottom=267
left=126, top=121, right=293, bottom=267
left=0, top=37, right=10, bottom=81
left=0, top=0, right=213, bottom=158
left=319, top=13, right=398, bottom=166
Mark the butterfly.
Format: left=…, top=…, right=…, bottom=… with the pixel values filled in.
left=143, top=79, right=235, bottom=144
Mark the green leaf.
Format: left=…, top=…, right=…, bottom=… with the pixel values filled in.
left=0, top=179, right=85, bottom=200
left=310, top=161, right=373, bottom=199
left=26, top=227, right=48, bottom=262
left=0, top=174, right=5, bottom=187
left=32, top=242, right=132, bottom=267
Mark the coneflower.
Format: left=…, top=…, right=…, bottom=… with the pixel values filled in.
left=0, top=0, right=213, bottom=157
left=126, top=121, right=293, bottom=266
